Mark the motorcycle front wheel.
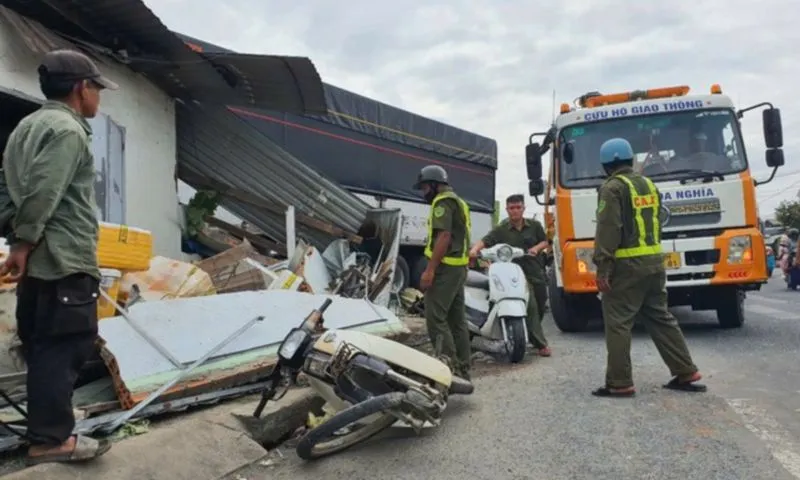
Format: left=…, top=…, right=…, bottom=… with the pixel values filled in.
left=296, top=392, right=405, bottom=460
left=504, top=318, right=527, bottom=363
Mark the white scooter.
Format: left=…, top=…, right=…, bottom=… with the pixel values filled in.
left=464, top=243, right=530, bottom=363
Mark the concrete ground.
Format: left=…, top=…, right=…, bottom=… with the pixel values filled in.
left=229, top=278, right=800, bottom=480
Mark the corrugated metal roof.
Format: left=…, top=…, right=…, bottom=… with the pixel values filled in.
left=0, top=6, right=73, bottom=52
left=2, top=1, right=327, bottom=114
left=177, top=102, right=369, bottom=250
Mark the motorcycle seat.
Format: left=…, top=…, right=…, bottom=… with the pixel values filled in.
left=466, top=270, right=490, bottom=290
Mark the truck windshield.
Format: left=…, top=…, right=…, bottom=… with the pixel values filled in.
left=558, top=108, right=747, bottom=189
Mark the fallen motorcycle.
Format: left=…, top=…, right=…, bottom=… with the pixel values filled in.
left=253, top=297, right=474, bottom=460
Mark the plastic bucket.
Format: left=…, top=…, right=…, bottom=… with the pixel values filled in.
left=97, top=268, right=122, bottom=319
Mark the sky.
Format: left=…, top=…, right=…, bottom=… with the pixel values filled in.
left=148, top=0, right=800, bottom=221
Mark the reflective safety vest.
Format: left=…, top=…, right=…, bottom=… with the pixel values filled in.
left=424, top=191, right=472, bottom=266
left=613, top=174, right=663, bottom=259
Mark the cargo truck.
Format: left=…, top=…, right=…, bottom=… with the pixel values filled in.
left=523, top=84, right=785, bottom=332
left=178, top=34, right=498, bottom=292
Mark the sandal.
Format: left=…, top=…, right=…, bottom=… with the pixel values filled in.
left=662, top=374, right=707, bottom=393
left=536, top=346, right=552, bottom=357
left=592, top=386, right=636, bottom=398
left=26, top=435, right=112, bottom=466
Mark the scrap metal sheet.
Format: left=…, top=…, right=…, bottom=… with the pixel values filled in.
left=98, top=290, right=407, bottom=403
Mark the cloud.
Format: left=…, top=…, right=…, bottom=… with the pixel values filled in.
left=147, top=0, right=800, bottom=217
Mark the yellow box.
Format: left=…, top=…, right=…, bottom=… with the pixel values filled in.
left=97, top=268, right=122, bottom=319
left=97, top=222, right=153, bottom=271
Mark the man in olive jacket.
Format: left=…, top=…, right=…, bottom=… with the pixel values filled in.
left=469, top=194, right=552, bottom=356
left=1, top=49, right=117, bottom=465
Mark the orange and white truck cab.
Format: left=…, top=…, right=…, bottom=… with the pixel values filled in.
left=524, top=85, right=785, bottom=333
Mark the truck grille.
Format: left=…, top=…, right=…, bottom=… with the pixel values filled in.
left=667, top=271, right=715, bottom=282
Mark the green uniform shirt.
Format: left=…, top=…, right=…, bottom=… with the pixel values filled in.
left=482, top=217, right=547, bottom=285
left=593, top=166, right=664, bottom=280
left=3, top=101, right=100, bottom=280
left=430, top=187, right=469, bottom=261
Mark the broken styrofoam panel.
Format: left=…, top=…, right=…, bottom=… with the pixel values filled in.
left=102, top=311, right=408, bottom=407
left=298, top=247, right=331, bottom=294
left=98, top=290, right=407, bottom=394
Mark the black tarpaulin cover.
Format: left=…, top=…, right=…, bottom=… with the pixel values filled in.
left=176, top=33, right=498, bottom=212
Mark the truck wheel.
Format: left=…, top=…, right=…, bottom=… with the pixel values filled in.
left=392, top=256, right=410, bottom=293
left=547, top=268, right=589, bottom=333
left=716, top=288, right=745, bottom=329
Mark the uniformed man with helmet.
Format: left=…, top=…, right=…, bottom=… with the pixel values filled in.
left=591, top=138, right=706, bottom=398
left=414, top=165, right=473, bottom=384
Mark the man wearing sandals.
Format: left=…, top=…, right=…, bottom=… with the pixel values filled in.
left=0, top=49, right=117, bottom=464
left=591, top=138, right=706, bottom=398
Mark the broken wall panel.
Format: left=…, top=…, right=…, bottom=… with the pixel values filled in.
left=97, top=290, right=408, bottom=408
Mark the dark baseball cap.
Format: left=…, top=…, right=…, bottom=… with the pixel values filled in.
left=38, top=49, right=119, bottom=90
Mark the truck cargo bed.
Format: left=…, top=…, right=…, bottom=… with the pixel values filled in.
left=176, top=33, right=498, bottom=213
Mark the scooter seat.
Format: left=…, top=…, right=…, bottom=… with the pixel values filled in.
left=466, top=270, right=490, bottom=290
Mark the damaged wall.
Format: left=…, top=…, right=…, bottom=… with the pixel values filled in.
left=0, top=17, right=183, bottom=259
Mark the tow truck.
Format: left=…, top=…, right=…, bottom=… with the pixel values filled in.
left=524, top=84, right=785, bottom=332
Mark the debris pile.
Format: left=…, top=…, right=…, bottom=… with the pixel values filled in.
left=0, top=200, right=417, bottom=454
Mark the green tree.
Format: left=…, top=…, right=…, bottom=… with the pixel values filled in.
left=774, top=199, right=800, bottom=229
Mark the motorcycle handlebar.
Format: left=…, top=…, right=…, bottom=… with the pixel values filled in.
left=318, top=298, right=333, bottom=313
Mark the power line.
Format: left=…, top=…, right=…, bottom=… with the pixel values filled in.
left=760, top=178, right=800, bottom=202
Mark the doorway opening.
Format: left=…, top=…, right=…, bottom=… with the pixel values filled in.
left=0, top=90, right=41, bottom=164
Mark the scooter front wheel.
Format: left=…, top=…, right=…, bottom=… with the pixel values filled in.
left=505, top=318, right=527, bottom=363
left=296, top=392, right=405, bottom=460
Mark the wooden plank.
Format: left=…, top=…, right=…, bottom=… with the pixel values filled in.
left=205, top=216, right=287, bottom=256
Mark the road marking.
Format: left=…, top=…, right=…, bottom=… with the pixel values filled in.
left=748, top=295, right=793, bottom=306
left=727, top=398, right=800, bottom=478
left=745, top=303, right=795, bottom=320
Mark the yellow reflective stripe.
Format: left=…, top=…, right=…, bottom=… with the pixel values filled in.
left=643, top=176, right=660, bottom=242
left=424, top=191, right=471, bottom=265
left=616, top=244, right=662, bottom=258
left=613, top=175, right=661, bottom=259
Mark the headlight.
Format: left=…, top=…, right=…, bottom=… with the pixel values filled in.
left=279, top=329, right=309, bottom=360
left=574, top=248, right=596, bottom=273
left=727, top=235, right=752, bottom=264
left=497, top=245, right=513, bottom=262
left=303, top=352, right=331, bottom=378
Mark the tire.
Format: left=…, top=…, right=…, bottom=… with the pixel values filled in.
left=392, top=256, right=410, bottom=293
left=547, top=267, right=589, bottom=333
left=295, top=392, right=405, bottom=460
left=716, top=288, right=745, bottom=329
left=504, top=318, right=527, bottom=363
left=449, top=376, right=474, bottom=395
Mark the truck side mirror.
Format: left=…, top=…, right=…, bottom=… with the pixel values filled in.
left=766, top=148, right=784, bottom=168
left=763, top=108, right=783, bottom=149
left=525, top=143, right=543, bottom=180
left=528, top=179, right=545, bottom=196
left=562, top=142, right=575, bottom=164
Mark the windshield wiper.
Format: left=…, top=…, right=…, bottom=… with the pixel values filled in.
left=568, top=174, right=608, bottom=182
left=648, top=169, right=725, bottom=183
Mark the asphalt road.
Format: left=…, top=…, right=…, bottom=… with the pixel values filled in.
left=231, top=277, right=800, bottom=480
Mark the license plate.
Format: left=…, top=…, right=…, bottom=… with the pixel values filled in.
left=664, top=252, right=681, bottom=270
